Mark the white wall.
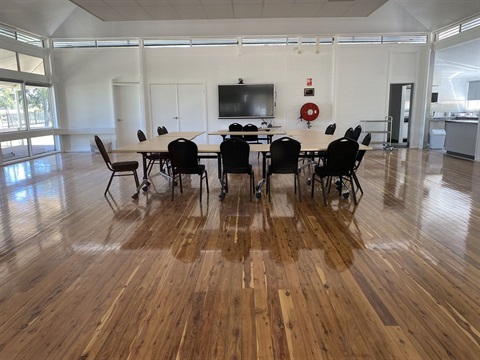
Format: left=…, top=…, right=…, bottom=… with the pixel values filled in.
left=53, top=43, right=430, bottom=151
left=54, top=48, right=140, bottom=151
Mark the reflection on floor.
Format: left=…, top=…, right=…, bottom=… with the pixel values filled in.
left=0, top=149, right=479, bottom=359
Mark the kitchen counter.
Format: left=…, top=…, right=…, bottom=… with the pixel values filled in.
left=444, top=120, right=478, bottom=159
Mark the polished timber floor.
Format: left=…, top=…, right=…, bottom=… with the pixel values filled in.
left=0, top=149, right=479, bottom=360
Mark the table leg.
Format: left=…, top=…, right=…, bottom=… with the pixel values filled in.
left=133, top=153, right=149, bottom=197
left=255, top=151, right=268, bottom=198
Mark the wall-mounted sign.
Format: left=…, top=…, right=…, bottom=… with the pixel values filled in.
left=304, top=88, right=315, bottom=96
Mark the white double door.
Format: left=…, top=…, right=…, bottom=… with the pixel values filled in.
left=150, top=84, right=207, bottom=143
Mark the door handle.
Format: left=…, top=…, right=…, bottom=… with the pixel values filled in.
left=173, top=117, right=178, bottom=119
left=117, top=118, right=123, bottom=122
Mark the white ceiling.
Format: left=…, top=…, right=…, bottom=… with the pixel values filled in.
left=0, top=0, right=478, bottom=39
left=69, top=0, right=389, bottom=21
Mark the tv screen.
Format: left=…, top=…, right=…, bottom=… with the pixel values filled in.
left=218, top=84, right=275, bottom=119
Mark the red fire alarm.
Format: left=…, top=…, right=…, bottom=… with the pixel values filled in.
left=307, top=78, right=312, bottom=86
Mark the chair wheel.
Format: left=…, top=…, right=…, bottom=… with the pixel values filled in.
left=306, top=178, right=311, bottom=186
left=219, top=193, right=225, bottom=200
left=255, top=192, right=261, bottom=199
left=343, top=192, right=349, bottom=199
left=142, top=186, right=149, bottom=192
left=335, top=179, right=341, bottom=186
left=146, top=181, right=151, bottom=186
left=132, top=193, right=139, bottom=199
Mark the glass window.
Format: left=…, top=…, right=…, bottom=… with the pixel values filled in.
left=0, top=82, right=26, bottom=132
left=25, top=85, right=53, bottom=129
left=242, top=37, right=288, bottom=46
left=18, top=53, right=45, bottom=75
left=144, top=39, right=190, bottom=47
left=382, top=35, right=428, bottom=44
left=0, top=24, right=44, bottom=47
left=437, top=26, right=460, bottom=41
left=461, top=17, right=480, bottom=32
left=191, top=39, right=238, bottom=47
left=338, top=36, right=382, bottom=44
left=31, top=135, right=55, bottom=155
left=300, top=37, right=316, bottom=45
left=96, top=40, right=139, bottom=48
left=1, top=138, right=29, bottom=161
left=53, top=40, right=97, bottom=48
left=0, top=49, right=18, bottom=71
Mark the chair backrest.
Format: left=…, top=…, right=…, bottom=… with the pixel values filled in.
left=94, top=135, right=112, bottom=167
left=243, top=123, right=259, bottom=142
left=325, top=123, right=336, bottom=135
left=137, top=129, right=147, bottom=142
left=325, top=137, right=359, bottom=176
left=168, top=138, right=200, bottom=173
left=162, top=126, right=169, bottom=134
left=229, top=122, right=243, bottom=131
left=361, top=132, right=372, bottom=146
left=157, top=126, right=168, bottom=135
left=344, top=127, right=354, bottom=139
left=220, top=138, right=251, bottom=172
left=270, top=137, right=301, bottom=174
left=352, top=125, right=362, bottom=141
left=229, top=122, right=243, bottom=139
left=355, top=132, right=371, bottom=168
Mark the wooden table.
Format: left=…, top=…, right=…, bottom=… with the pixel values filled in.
left=249, top=134, right=373, bottom=198
left=208, top=129, right=286, bottom=143
left=114, top=130, right=372, bottom=199
left=114, top=131, right=206, bottom=197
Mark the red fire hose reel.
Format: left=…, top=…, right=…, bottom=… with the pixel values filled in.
left=299, top=103, right=319, bottom=128
left=300, top=103, right=319, bottom=122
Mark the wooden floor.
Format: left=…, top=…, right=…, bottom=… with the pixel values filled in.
left=0, top=149, right=479, bottom=359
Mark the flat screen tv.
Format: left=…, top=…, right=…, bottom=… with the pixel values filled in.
left=218, top=84, right=275, bottom=119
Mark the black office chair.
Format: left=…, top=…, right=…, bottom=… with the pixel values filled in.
left=162, top=126, right=169, bottom=134
left=351, top=125, right=362, bottom=141
left=344, top=127, right=354, bottom=139
left=352, top=132, right=371, bottom=195
left=310, top=137, right=359, bottom=206
left=157, top=126, right=166, bottom=135
left=94, top=135, right=140, bottom=199
left=137, top=130, right=170, bottom=176
left=325, top=123, right=336, bottom=135
left=220, top=138, right=255, bottom=201
left=168, top=138, right=209, bottom=202
left=267, top=137, right=302, bottom=202
left=229, top=122, right=243, bottom=139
